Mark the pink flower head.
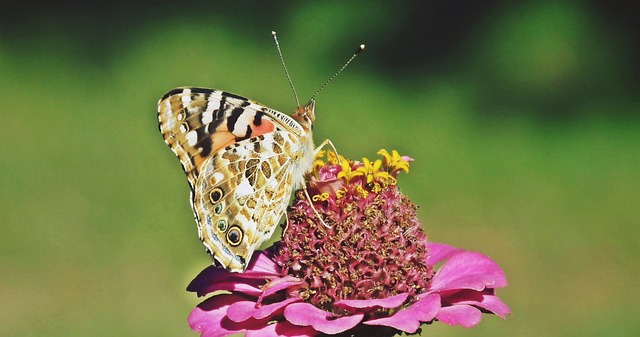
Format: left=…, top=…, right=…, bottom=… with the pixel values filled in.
left=187, top=150, right=510, bottom=336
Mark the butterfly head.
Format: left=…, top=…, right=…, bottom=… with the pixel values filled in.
left=292, top=99, right=316, bottom=132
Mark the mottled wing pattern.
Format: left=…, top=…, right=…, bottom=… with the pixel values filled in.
left=158, top=87, right=313, bottom=272
left=158, top=88, right=278, bottom=188
left=193, top=132, right=300, bottom=271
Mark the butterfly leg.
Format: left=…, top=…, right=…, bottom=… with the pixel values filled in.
left=283, top=211, right=290, bottom=233
left=314, top=138, right=342, bottom=165
left=302, top=181, right=331, bottom=228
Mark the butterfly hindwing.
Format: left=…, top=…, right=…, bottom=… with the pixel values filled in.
left=192, top=132, right=297, bottom=271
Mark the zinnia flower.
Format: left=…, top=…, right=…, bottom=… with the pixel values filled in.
left=187, top=150, right=510, bottom=337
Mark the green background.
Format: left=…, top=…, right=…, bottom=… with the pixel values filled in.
left=2, top=1, right=638, bottom=336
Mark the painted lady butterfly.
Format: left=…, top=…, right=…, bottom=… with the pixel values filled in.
left=158, top=33, right=363, bottom=272
left=158, top=88, right=316, bottom=272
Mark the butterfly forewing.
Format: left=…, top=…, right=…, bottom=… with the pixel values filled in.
left=158, top=87, right=315, bottom=272
left=158, top=88, right=277, bottom=187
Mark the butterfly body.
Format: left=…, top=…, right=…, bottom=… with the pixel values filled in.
left=158, top=87, right=316, bottom=272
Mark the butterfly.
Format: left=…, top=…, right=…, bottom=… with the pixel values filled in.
left=158, top=88, right=317, bottom=272
left=158, top=33, right=363, bottom=272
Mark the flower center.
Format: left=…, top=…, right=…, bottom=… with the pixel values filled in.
left=275, top=151, right=433, bottom=315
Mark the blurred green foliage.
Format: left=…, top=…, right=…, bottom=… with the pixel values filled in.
left=1, top=1, right=638, bottom=336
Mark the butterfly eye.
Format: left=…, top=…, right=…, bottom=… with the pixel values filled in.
left=217, top=219, right=228, bottom=232
left=214, top=203, right=223, bottom=214
left=209, top=188, right=224, bottom=204
left=226, top=226, right=243, bottom=246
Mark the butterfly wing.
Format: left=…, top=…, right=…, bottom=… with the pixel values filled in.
left=159, top=88, right=278, bottom=188
left=192, top=132, right=300, bottom=271
left=158, top=87, right=309, bottom=271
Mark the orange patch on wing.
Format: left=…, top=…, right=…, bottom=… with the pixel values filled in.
left=192, top=154, right=206, bottom=172
left=211, top=132, right=236, bottom=152
left=193, top=132, right=236, bottom=171
left=250, top=118, right=275, bottom=137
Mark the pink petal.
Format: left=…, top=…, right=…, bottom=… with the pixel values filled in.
left=227, top=297, right=301, bottom=322
left=244, top=249, right=282, bottom=277
left=187, top=250, right=284, bottom=297
left=245, top=321, right=317, bottom=337
left=189, top=279, right=264, bottom=297
left=188, top=294, right=266, bottom=337
left=187, top=267, right=265, bottom=297
left=188, top=252, right=280, bottom=293
left=363, top=293, right=440, bottom=333
left=474, top=294, right=511, bottom=318
left=444, top=289, right=511, bottom=318
left=334, top=293, right=409, bottom=312
left=428, top=251, right=507, bottom=292
left=426, top=243, right=463, bottom=266
left=284, top=302, right=364, bottom=335
left=436, top=305, right=482, bottom=327
left=311, top=176, right=345, bottom=194
left=187, top=266, right=233, bottom=294
left=257, top=276, right=305, bottom=305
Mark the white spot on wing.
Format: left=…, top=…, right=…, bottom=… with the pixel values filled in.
left=260, top=138, right=273, bottom=152
left=235, top=145, right=249, bottom=157
left=235, top=178, right=254, bottom=199
left=212, top=172, right=225, bottom=184
left=186, top=131, right=198, bottom=146
left=164, top=100, right=172, bottom=114
left=181, top=89, right=192, bottom=105
left=225, top=96, right=244, bottom=106
left=202, top=109, right=213, bottom=124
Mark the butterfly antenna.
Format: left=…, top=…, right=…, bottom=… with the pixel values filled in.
left=272, top=31, right=300, bottom=107
left=310, top=43, right=365, bottom=101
